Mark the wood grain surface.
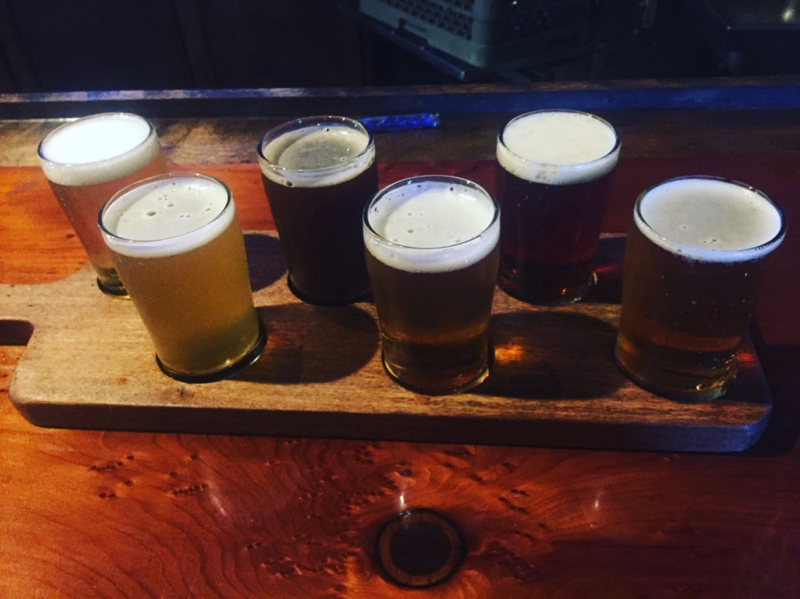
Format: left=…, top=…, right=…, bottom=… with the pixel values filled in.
left=1, top=218, right=773, bottom=452
left=2, top=108, right=800, bottom=598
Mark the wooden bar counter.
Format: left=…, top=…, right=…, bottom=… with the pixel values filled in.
left=1, top=79, right=800, bottom=597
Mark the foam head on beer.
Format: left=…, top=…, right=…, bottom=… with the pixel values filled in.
left=39, top=113, right=160, bottom=187
left=259, top=118, right=375, bottom=188
left=636, top=177, right=784, bottom=263
left=100, top=174, right=233, bottom=257
left=497, top=110, right=619, bottom=186
left=365, top=178, right=499, bottom=273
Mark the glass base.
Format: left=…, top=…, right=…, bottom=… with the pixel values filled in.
left=382, top=352, right=490, bottom=396
left=96, top=277, right=129, bottom=299
left=498, top=271, right=596, bottom=306
left=156, top=318, right=268, bottom=384
left=287, top=275, right=371, bottom=306
left=614, top=337, right=734, bottom=402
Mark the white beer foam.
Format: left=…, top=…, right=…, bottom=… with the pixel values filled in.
left=636, top=177, right=784, bottom=263
left=259, top=124, right=375, bottom=188
left=365, top=179, right=499, bottom=274
left=497, top=110, right=619, bottom=186
left=101, top=175, right=234, bottom=258
left=39, top=113, right=160, bottom=187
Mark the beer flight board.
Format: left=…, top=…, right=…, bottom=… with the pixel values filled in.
left=2, top=230, right=771, bottom=453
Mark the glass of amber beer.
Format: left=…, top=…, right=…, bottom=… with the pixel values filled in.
left=495, top=109, right=620, bottom=304
left=38, top=113, right=168, bottom=297
left=99, top=173, right=266, bottom=382
left=615, top=176, right=785, bottom=401
left=257, top=116, right=378, bottom=305
left=363, top=175, right=500, bottom=394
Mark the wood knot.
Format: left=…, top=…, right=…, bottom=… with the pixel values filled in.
left=498, top=496, right=529, bottom=514
left=90, top=462, right=122, bottom=473
left=443, top=447, right=471, bottom=458
left=171, top=482, right=209, bottom=497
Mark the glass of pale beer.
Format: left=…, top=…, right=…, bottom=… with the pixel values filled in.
left=615, top=176, right=786, bottom=401
left=257, top=116, right=378, bottom=305
left=38, top=112, right=168, bottom=297
left=363, top=175, right=500, bottom=395
left=99, top=173, right=266, bottom=382
left=495, top=109, right=620, bottom=304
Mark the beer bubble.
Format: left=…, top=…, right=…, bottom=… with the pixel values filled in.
left=365, top=177, right=499, bottom=272
left=39, top=113, right=161, bottom=187
left=498, top=110, right=619, bottom=186
left=637, top=178, right=783, bottom=260
left=260, top=119, right=373, bottom=191
left=102, top=174, right=232, bottom=257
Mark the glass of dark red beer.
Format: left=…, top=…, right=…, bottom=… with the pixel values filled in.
left=495, top=109, right=620, bottom=305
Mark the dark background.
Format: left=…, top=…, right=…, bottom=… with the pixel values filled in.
left=0, top=0, right=798, bottom=93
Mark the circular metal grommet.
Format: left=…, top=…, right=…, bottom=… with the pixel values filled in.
left=375, top=508, right=466, bottom=589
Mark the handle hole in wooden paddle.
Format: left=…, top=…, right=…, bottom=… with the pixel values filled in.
left=375, top=508, right=465, bottom=589
left=0, top=320, right=34, bottom=345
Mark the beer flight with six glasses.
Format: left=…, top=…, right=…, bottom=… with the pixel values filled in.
left=37, top=110, right=786, bottom=402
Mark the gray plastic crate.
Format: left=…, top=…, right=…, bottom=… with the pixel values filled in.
left=359, top=0, right=602, bottom=69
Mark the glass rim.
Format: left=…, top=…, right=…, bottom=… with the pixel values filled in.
left=256, top=115, right=375, bottom=175
left=37, top=112, right=158, bottom=167
left=634, top=175, right=787, bottom=260
left=497, top=108, right=621, bottom=169
left=98, top=172, right=234, bottom=245
left=363, top=174, right=500, bottom=251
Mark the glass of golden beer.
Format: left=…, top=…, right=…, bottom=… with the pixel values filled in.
left=363, top=175, right=500, bottom=395
left=38, top=112, right=168, bottom=297
left=615, top=176, right=786, bottom=401
left=99, top=173, right=266, bottom=382
left=257, top=116, right=378, bottom=305
left=495, top=109, right=620, bottom=304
